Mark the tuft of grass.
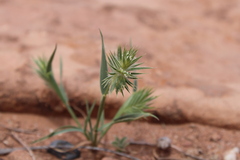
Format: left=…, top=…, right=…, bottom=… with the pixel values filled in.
left=33, top=31, right=158, bottom=146
left=112, top=137, right=129, bottom=152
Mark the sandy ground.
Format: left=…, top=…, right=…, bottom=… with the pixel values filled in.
left=0, top=113, right=239, bottom=160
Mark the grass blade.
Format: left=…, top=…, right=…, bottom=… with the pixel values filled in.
left=32, top=126, right=83, bottom=143
left=113, top=113, right=157, bottom=123
left=99, top=30, right=109, bottom=95
left=84, top=101, right=95, bottom=141
left=133, top=79, right=138, bottom=92
left=34, top=46, right=81, bottom=128
left=60, top=55, right=63, bottom=85
left=46, top=45, right=57, bottom=73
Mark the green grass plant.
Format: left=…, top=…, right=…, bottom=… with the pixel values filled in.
left=34, top=31, right=157, bottom=146
left=112, top=137, right=129, bottom=152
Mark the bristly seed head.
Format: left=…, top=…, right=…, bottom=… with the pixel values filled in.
left=102, top=46, right=150, bottom=95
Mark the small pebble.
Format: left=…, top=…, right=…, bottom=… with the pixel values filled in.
left=224, top=147, right=239, bottom=160
left=157, top=137, right=171, bottom=149
left=155, top=137, right=172, bottom=157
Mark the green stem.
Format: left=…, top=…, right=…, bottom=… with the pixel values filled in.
left=50, top=77, right=81, bottom=128
left=93, top=94, right=107, bottom=146
left=97, top=122, right=114, bottom=144
left=65, top=102, right=82, bottom=128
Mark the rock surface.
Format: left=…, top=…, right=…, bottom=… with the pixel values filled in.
left=1, top=0, right=240, bottom=128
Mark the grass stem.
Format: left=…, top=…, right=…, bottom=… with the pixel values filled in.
left=93, top=94, right=107, bottom=146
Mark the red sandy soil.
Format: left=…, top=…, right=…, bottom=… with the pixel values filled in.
left=0, top=113, right=239, bottom=160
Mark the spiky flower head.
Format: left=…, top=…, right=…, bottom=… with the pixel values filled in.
left=103, top=46, right=149, bottom=95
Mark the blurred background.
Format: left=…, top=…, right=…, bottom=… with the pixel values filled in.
left=1, top=0, right=240, bottom=128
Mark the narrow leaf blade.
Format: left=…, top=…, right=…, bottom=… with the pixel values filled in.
left=32, top=125, right=83, bottom=143
left=47, top=45, right=57, bottom=72
left=99, top=30, right=108, bottom=95
left=113, top=113, right=157, bottom=123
